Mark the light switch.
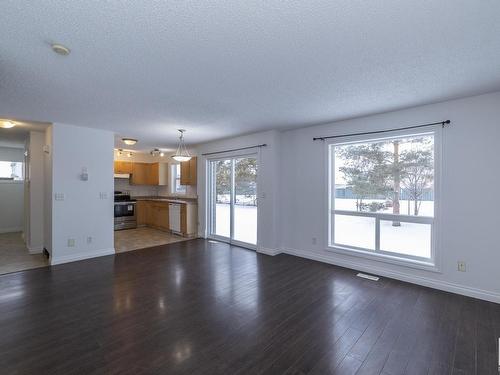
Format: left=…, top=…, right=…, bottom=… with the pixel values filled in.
left=55, top=193, right=65, bottom=201
left=99, top=192, right=108, bottom=199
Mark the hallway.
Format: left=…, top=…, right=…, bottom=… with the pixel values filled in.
left=0, top=232, right=48, bottom=275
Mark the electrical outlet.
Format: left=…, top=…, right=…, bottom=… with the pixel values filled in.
left=67, top=238, right=75, bottom=247
left=457, top=261, right=466, bottom=272
left=87, top=236, right=92, bottom=244
left=312, top=237, right=317, bottom=245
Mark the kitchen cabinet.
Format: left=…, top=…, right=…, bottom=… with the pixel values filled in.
left=180, top=157, right=197, bottom=185
left=130, top=162, right=168, bottom=186
left=114, top=161, right=133, bottom=174
left=131, top=163, right=149, bottom=185
left=136, top=199, right=197, bottom=237
left=150, top=202, right=169, bottom=231
left=136, top=200, right=148, bottom=226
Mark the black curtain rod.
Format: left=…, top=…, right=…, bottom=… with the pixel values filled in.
left=312, top=120, right=451, bottom=141
left=201, top=144, right=267, bottom=156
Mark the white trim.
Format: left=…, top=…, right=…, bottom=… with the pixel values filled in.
left=325, top=245, right=440, bottom=272
left=326, top=126, right=441, bottom=269
left=50, top=248, right=115, bottom=266
left=0, top=180, right=24, bottom=184
left=257, top=247, right=282, bottom=256
left=282, top=247, right=500, bottom=304
left=206, top=152, right=260, bottom=251
left=0, top=226, right=23, bottom=234
left=28, top=245, right=43, bottom=254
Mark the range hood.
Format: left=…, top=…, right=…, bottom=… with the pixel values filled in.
left=114, top=173, right=131, bottom=179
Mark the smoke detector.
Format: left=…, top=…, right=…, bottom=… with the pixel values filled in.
left=51, top=44, right=71, bottom=56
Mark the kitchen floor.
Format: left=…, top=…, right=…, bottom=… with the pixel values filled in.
left=114, top=227, right=188, bottom=253
left=0, top=232, right=49, bottom=275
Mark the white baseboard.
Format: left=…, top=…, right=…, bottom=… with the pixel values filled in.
left=282, top=247, right=500, bottom=304
left=0, top=226, right=23, bottom=234
left=257, top=247, right=282, bottom=256
left=28, top=245, right=43, bottom=254
left=50, top=248, right=115, bottom=266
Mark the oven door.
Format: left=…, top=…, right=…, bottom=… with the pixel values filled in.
left=114, top=202, right=136, bottom=217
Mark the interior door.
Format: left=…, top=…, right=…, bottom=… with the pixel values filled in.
left=208, top=155, right=258, bottom=249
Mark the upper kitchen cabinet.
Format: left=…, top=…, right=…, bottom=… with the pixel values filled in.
left=147, top=163, right=168, bottom=185
left=114, top=161, right=133, bottom=174
left=130, top=162, right=168, bottom=186
left=180, top=157, right=197, bottom=185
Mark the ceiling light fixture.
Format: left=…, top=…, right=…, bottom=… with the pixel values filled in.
left=150, top=148, right=165, bottom=157
left=172, top=129, right=192, bottom=162
left=122, top=138, right=138, bottom=146
left=0, top=120, right=16, bottom=129
left=51, top=43, right=71, bottom=56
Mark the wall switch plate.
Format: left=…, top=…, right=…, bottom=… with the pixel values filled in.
left=67, top=238, right=75, bottom=247
left=457, top=261, right=466, bottom=272
left=55, top=193, right=65, bottom=201
left=86, top=236, right=92, bottom=244
left=99, top=192, right=108, bottom=199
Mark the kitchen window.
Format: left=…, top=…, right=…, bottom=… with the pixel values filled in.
left=0, top=161, right=23, bottom=181
left=171, top=164, right=186, bottom=194
left=328, top=128, right=440, bottom=268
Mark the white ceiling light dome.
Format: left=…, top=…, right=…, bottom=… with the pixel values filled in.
left=172, top=129, right=191, bottom=162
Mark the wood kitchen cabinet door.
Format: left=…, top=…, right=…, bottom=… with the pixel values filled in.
left=180, top=157, right=197, bottom=185
left=114, top=161, right=133, bottom=174
left=131, top=163, right=149, bottom=185
left=147, top=163, right=159, bottom=185
left=155, top=203, right=169, bottom=231
left=136, top=201, right=148, bottom=226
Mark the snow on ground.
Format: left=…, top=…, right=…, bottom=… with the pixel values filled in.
left=214, top=204, right=257, bottom=245
left=334, top=199, right=432, bottom=258
left=334, top=198, right=434, bottom=217
left=213, top=199, right=432, bottom=258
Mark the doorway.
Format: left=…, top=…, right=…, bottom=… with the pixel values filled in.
left=208, top=155, right=258, bottom=249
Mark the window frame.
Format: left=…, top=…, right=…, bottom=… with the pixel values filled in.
left=171, top=163, right=187, bottom=195
left=0, top=160, right=24, bottom=181
left=325, top=125, right=442, bottom=272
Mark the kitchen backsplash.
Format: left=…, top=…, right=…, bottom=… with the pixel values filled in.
left=114, top=178, right=197, bottom=198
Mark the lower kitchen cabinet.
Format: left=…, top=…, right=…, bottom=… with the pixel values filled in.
left=136, top=200, right=197, bottom=237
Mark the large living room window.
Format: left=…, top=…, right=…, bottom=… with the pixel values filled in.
left=328, top=128, right=439, bottom=268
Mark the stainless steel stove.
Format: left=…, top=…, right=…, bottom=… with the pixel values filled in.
left=114, top=191, right=137, bottom=230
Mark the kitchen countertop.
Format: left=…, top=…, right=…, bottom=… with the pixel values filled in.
left=133, top=196, right=198, bottom=205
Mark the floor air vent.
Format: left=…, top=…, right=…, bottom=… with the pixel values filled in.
left=356, top=273, right=380, bottom=281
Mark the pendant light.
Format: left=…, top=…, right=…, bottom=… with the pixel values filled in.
left=172, top=129, right=192, bottom=162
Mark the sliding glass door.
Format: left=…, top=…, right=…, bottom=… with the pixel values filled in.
left=208, top=155, right=258, bottom=248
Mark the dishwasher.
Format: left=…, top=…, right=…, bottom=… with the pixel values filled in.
left=168, top=203, right=181, bottom=234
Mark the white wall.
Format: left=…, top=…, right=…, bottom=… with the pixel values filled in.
left=0, top=146, right=24, bottom=233
left=25, top=131, right=45, bottom=252
left=44, top=126, right=53, bottom=254
left=196, top=130, right=281, bottom=253
left=0, top=181, right=24, bottom=233
left=279, top=92, right=500, bottom=303
left=195, top=92, right=500, bottom=303
left=49, top=123, right=115, bottom=265
left=0, top=146, right=24, bottom=162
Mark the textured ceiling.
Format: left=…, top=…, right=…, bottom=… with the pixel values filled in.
left=1, top=0, right=500, bottom=150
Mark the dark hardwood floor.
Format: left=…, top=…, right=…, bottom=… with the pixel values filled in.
left=0, top=239, right=498, bottom=374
